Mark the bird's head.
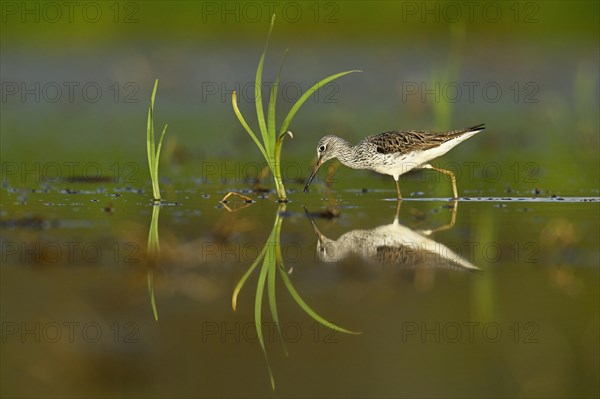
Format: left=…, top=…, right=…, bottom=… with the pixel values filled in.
left=304, top=135, right=345, bottom=192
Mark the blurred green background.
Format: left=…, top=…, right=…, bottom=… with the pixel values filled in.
left=1, top=0, right=598, bottom=195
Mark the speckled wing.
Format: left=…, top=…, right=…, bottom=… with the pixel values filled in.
left=376, top=245, right=477, bottom=270
left=376, top=245, right=420, bottom=265
left=367, top=124, right=485, bottom=155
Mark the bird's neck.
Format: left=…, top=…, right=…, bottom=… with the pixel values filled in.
left=333, top=138, right=358, bottom=168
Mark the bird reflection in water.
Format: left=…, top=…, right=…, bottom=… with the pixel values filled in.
left=307, top=201, right=478, bottom=271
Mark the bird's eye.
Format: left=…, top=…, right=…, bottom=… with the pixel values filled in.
left=319, top=145, right=326, bottom=152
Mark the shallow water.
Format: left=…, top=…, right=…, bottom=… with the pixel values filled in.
left=2, top=180, right=598, bottom=397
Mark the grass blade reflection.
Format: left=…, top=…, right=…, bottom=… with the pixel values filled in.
left=232, top=204, right=359, bottom=389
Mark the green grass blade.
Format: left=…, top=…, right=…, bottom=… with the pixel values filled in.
left=268, top=49, right=289, bottom=144
left=232, top=243, right=268, bottom=311
left=278, top=266, right=360, bottom=335
left=267, top=257, right=288, bottom=356
left=255, top=14, right=276, bottom=156
left=153, top=124, right=168, bottom=199
left=147, top=204, right=161, bottom=252
left=146, top=205, right=160, bottom=321
left=232, top=91, right=269, bottom=164
left=147, top=270, right=158, bottom=321
left=255, top=56, right=269, bottom=155
left=146, top=107, right=154, bottom=181
left=279, top=70, right=361, bottom=137
left=255, top=256, right=275, bottom=390
left=147, top=80, right=158, bottom=187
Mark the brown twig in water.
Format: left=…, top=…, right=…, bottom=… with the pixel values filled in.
left=220, top=192, right=254, bottom=212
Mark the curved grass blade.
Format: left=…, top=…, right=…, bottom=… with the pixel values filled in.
left=279, top=70, right=362, bottom=137
left=276, top=130, right=294, bottom=144
left=147, top=270, right=158, bottom=321
left=147, top=204, right=161, bottom=253
left=255, top=14, right=276, bottom=157
left=232, top=91, right=269, bottom=164
left=255, top=256, right=275, bottom=390
left=146, top=109, right=154, bottom=183
left=278, top=266, right=361, bottom=335
left=147, top=79, right=158, bottom=198
left=232, top=243, right=268, bottom=311
left=147, top=205, right=161, bottom=320
left=270, top=205, right=289, bottom=355
left=152, top=123, right=168, bottom=199
left=267, top=253, right=288, bottom=357
left=268, top=49, right=289, bottom=143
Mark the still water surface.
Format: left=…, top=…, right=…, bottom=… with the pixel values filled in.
left=1, top=182, right=598, bottom=397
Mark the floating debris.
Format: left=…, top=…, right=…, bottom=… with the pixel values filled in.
left=304, top=206, right=340, bottom=220
left=67, top=176, right=113, bottom=183
left=410, top=208, right=426, bottom=221
left=252, top=184, right=271, bottom=194
left=0, top=216, right=56, bottom=229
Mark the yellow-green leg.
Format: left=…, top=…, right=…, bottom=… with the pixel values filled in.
left=431, top=200, right=458, bottom=233
left=394, top=199, right=402, bottom=223
left=424, top=164, right=458, bottom=199
left=394, top=178, right=403, bottom=200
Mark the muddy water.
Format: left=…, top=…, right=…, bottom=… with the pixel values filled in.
left=1, top=181, right=598, bottom=398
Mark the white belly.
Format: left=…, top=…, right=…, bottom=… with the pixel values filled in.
left=371, top=151, right=424, bottom=178
left=369, top=132, right=479, bottom=179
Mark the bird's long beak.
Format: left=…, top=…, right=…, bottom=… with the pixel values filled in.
left=303, top=158, right=323, bottom=192
left=303, top=208, right=321, bottom=235
left=303, top=207, right=325, bottom=241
